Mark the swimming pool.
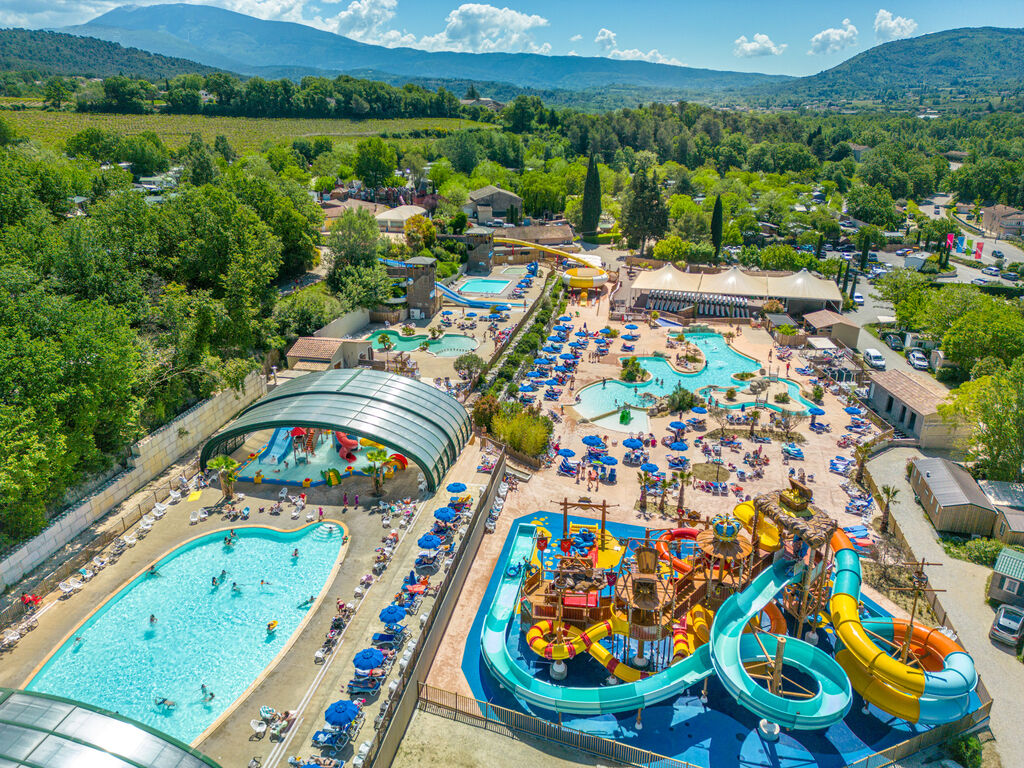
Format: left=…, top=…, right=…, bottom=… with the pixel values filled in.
left=370, top=330, right=479, bottom=357
left=459, top=278, right=512, bottom=294
left=26, top=523, right=346, bottom=743
left=575, top=333, right=813, bottom=418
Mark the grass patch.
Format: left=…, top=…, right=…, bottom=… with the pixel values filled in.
left=691, top=462, right=731, bottom=482
left=3, top=111, right=495, bottom=152
left=861, top=560, right=939, bottom=624
left=941, top=536, right=1022, bottom=568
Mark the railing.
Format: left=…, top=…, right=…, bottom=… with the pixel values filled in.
left=418, top=683, right=700, bottom=768
left=362, top=451, right=507, bottom=767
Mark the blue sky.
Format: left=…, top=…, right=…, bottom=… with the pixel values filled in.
left=8, top=0, right=1024, bottom=76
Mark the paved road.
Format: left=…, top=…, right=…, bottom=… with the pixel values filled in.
left=868, top=447, right=1024, bottom=768
left=921, top=193, right=1023, bottom=276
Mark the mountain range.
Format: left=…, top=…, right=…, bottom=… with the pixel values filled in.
left=60, top=3, right=791, bottom=93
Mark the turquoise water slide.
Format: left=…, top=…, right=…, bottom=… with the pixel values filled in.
left=708, top=559, right=853, bottom=729
left=260, top=427, right=292, bottom=464
left=435, top=282, right=517, bottom=309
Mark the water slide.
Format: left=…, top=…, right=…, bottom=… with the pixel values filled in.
left=709, top=558, right=853, bottom=729
left=435, top=282, right=517, bottom=310
left=829, top=531, right=977, bottom=724
left=260, top=427, right=292, bottom=465
left=493, top=237, right=609, bottom=289
left=732, top=501, right=782, bottom=551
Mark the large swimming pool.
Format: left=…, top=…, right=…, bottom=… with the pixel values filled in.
left=370, top=330, right=479, bottom=357
left=459, top=278, right=512, bottom=294
left=26, top=523, right=346, bottom=743
left=575, top=333, right=813, bottom=418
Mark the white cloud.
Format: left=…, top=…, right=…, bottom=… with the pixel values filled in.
left=594, top=26, right=682, bottom=66
left=733, top=32, right=786, bottom=58
left=874, top=8, right=917, bottom=41
left=807, top=18, right=858, bottom=54
left=569, top=33, right=582, bottom=42
left=417, top=3, right=550, bottom=53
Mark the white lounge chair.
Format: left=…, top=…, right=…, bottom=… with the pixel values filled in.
left=78, top=568, right=95, bottom=581
left=290, top=508, right=300, bottom=520
left=122, top=534, right=137, bottom=547
left=189, top=510, right=199, bottom=525
left=305, top=510, right=315, bottom=522
left=278, top=487, right=288, bottom=501
left=58, top=581, right=77, bottom=597
left=92, top=555, right=108, bottom=570
left=250, top=719, right=267, bottom=740
left=139, top=516, right=154, bottom=535
left=169, top=490, right=182, bottom=503
left=1, top=629, right=19, bottom=649
left=67, top=577, right=85, bottom=590
left=151, top=502, right=168, bottom=519
left=198, top=508, right=208, bottom=521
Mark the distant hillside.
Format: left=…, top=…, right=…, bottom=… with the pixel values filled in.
left=0, top=28, right=225, bottom=80
left=764, top=27, right=1024, bottom=103
left=63, top=3, right=791, bottom=93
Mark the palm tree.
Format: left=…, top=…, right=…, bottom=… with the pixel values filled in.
left=878, top=484, right=899, bottom=533
left=747, top=409, right=761, bottom=439
left=377, top=333, right=394, bottom=370
left=674, top=468, right=692, bottom=524
left=637, top=471, right=650, bottom=513
left=657, top=478, right=670, bottom=518
left=854, top=444, right=871, bottom=484
left=208, top=455, right=240, bottom=500
left=363, top=448, right=390, bottom=495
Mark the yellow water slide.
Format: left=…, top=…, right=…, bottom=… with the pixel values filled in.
left=493, top=237, right=609, bottom=289
left=732, top=501, right=782, bottom=551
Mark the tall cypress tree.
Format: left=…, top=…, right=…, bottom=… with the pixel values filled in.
left=581, top=153, right=602, bottom=236
left=710, top=194, right=723, bottom=262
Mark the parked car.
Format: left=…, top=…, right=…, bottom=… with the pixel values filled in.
left=907, top=349, right=930, bottom=370
left=866, top=253, right=879, bottom=263
left=992, top=249, right=1004, bottom=258
left=933, top=207, right=940, bottom=214
left=852, top=292, right=865, bottom=306
left=971, top=278, right=991, bottom=286
left=982, top=266, right=1002, bottom=276
left=883, top=334, right=904, bottom=351
left=989, top=604, right=1024, bottom=646
left=863, top=348, right=886, bottom=370
left=1002, top=272, right=1020, bottom=282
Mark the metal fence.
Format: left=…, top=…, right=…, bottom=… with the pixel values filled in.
left=360, top=450, right=507, bottom=767
left=418, top=683, right=699, bottom=768
left=0, top=458, right=204, bottom=632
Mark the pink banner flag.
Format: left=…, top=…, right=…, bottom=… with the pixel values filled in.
left=974, top=242, right=984, bottom=260
left=946, top=233, right=955, bottom=249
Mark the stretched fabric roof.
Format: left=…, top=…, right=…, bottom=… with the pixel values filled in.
left=631, top=265, right=843, bottom=304
left=630, top=264, right=704, bottom=293
left=770, top=269, right=843, bottom=302
left=698, top=266, right=769, bottom=297
left=200, top=369, right=472, bottom=491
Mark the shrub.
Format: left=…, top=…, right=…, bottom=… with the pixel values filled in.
left=401, top=325, right=415, bottom=336
left=621, top=356, right=645, bottom=382
left=734, top=371, right=755, bottom=381
left=774, top=391, right=790, bottom=404
left=665, top=386, right=701, bottom=412
left=944, top=734, right=982, bottom=768
left=941, top=536, right=1012, bottom=568
left=491, top=404, right=553, bottom=456
left=812, top=385, right=824, bottom=403
left=725, top=388, right=737, bottom=401
left=775, top=324, right=799, bottom=336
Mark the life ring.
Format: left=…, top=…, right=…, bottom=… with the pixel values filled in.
left=266, top=621, right=279, bottom=632
left=506, top=562, right=523, bottom=578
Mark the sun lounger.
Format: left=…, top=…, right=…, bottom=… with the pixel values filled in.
left=189, top=510, right=199, bottom=525
left=1, top=629, right=19, bottom=649
left=92, top=555, right=108, bottom=570
left=151, top=503, right=168, bottom=519
left=78, top=568, right=95, bottom=581
left=250, top=719, right=267, bottom=740
left=169, top=490, right=182, bottom=503
left=58, top=580, right=78, bottom=597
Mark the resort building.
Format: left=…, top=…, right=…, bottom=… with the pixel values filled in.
left=978, top=480, right=1024, bottom=545
left=465, top=185, right=523, bottom=222
left=802, top=309, right=861, bottom=349
left=866, top=370, right=962, bottom=448
left=285, top=337, right=374, bottom=372
left=981, top=204, right=1024, bottom=238
left=989, top=548, right=1024, bottom=607
left=375, top=205, right=427, bottom=234
left=909, top=457, right=997, bottom=538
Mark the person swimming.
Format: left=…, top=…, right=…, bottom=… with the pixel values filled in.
left=155, top=697, right=175, bottom=709
left=211, top=576, right=218, bottom=587
left=231, top=582, right=241, bottom=593
left=149, top=614, right=157, bottom=624
left=292, top=548, right=299, bottom=558
left=148, top=565, right=158, bottom=576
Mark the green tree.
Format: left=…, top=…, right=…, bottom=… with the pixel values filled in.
left=325, top=208, right=382, bottom=271
left=363, top=448, right=390, bottom=495
left=581, top=153, right=602, bottom=236
left=878, top=484, right=899, bottom=534
left=354, top=137, right=397, bottom=187
left=854, top=225, right=886, bottom=270
left=44, top=76, right=73, bottom=109
left=213, top=135, right=237, bottom=163
left=208, top=455, right=240, bottom=500
left=710, top=194, right=723, bottom=261
left=621, top=169, right=668, bottom=256
left=940, top=356, right=1024, bottom=482
left=376, top=332, right=395, bottom=369
left=847, top=184, right=900, bottom=229
left=942, top=305, right=1024, bottom=371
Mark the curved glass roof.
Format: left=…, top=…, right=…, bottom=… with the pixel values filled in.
left=0, top=688, right=220, bottom=768
left=200, top=369, right=472, bottom=490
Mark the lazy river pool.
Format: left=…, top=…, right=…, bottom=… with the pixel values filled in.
left=370, top=330, right=479, bottom=357
left=26, top=523, right=346, bottom=743
left=575, top=333, right=814, bottom=419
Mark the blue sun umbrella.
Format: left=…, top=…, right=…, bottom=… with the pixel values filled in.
left=600, top=455, right=618, bottom=465
left=417, top=534, right=443, bottom=550
left=575, top=330, right=588, bottom=337
left=640, top=463, right=659, bottom=473
left=844, top=406, right=863, bottom=415
left=568, top=341, right=584, bottom=348
left=378, top=605, right=407, bottom=625
left=545, top=379, right=561, bottom=386
left=692, top=406, right=708, bottom=414
left=325, top=699, right=361, bottom=727
left=582, top=435, right=605, bottom=447
left=808, top=405, right=825, bottom=426
left=623, top=334, right=640, bottom=341
left=600, top=328, right=612, bottom=334
left=559, top=315, right=571, bottom=321
left=441, top=310, right=453, bottom=315
left=557, top=448, right=576, bottom=457
left=353, top=648, right=385, bottom=671
left=519, top=384, right=535, bottom=393
left=560, top=353, right=577, bottom=360
left=446, top=482, right=467, bottom=493
left=527, top=370, right=544, bottom=378
left=625, top=323, right=638, bottom=330
left=434, top=506, right=458, bottom=522
left=622, top=438, right=643, bottom=449
left=554, top=365, right=569, bottom=372
left=670, top=441, right=689, bottom=451
left=669, top=421, right=687, bottom=430
left=547, top=335, right=562, bottom=341
left=534, top=357, right=550, bottom=365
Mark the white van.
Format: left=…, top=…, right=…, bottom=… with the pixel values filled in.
left=863, top=348, right=886, bottom=370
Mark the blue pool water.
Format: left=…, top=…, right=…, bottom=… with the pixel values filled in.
left=370, top=330, right=479, bottom=357
left=576, top=333, right=813, bottom=418
left=460, top=278, right=512, bottom=294
left=27, top=523, right=346, bottom=743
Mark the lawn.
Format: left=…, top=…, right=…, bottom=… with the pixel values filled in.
left=2, top=109, right=496, bottom=152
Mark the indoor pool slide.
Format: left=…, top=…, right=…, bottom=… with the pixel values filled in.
left=260, top=426, right=292, bottom=464
left=709, top=559, right=853, bottom=730
left=829, top=531, right=977, bottom=724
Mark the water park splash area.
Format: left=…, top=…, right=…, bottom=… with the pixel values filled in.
left=25, top=523, right=347, bottom=743
left=459, top=278, right=513, bottom=294
left=575, top=333, right=816, bottom=426
left=238, top=427, right=409, bottom=488
left=369, top=329, right=479, bottom=357
left=465, top=485, right=981, bottom=768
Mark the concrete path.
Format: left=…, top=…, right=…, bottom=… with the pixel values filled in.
left=868, top=447, right=1023, bottom=768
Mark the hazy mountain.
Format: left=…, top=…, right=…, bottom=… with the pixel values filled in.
left=764, top=27, right=1024, bottom=103
left=0, top=27, right=225, bottom=79
left=61, top=3, right=791, bottom=92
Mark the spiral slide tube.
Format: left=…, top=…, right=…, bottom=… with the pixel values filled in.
left=829, top=530, right=977, bottom=724
left=493, top=238, right=609, bottom=289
